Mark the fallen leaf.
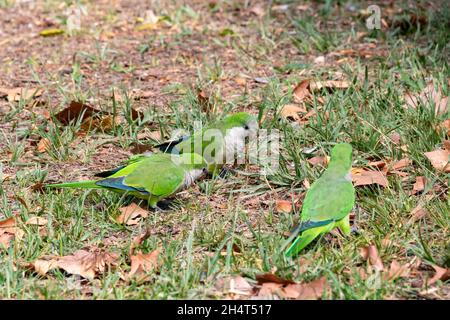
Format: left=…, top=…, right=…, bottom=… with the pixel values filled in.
left=32, top=248, right=118, bottom=279
left=307, top=156, right=329, bottom=167
left=351, top=168, right=388, bottom=187
left=427, top=265, right=450, bottom=286
left=216, top=276, right=254, bottom=296
left=32, top=256, right=59, bottom=275
left=40, top=28, right=64, bottom=37
left=436, top=119, right=450, bottom=136
left=411, top=176, right=427, bottom=195
left=256, top=273, right=296, bottom=285
left=55, top=101, right=102, bottom=126
left=390, top=158, right=411, bottom=170
left=408, top=204, right=428, bottom=223
left=389, top=132, right=401, bottom=145
left=404, top=82, right=448, bottom=115
left=275, top=200, right=292, bottom=213
left=116, top=203, right=149, bottom=225
left=25, top=216, right=48, bottom=226
left=280, top=104, right=307, bottom=121
left=424, top=149, right=450, bottom=172
left=309, top=80, right=350, bottom=91
left=384, top=260, right=410, bottom=281
left=0, top=216, right=24, bottom=249
left=257, top=282, right=283, bottom=298
left=0, top=234, right=15, bottom=249
left=128, top=249, right=160, bottom=279
left=444, top=140, right=450, bottom=152
left=360, top=245, right=384, bottom=271
left=290, top=277, right=328, bottom=300
left=36, top=138, right=51, bottom=153
left=0, top=87, right=42, bottom=102
left=130, top=142, right=153, bottom=155
left=293, top=80, right=311, bottom=103
left=79, top=115, right=117, bottom=133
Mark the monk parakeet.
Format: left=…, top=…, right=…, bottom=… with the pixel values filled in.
left=46, top=153, right=208, bottom=208
left=156, top=112, right=258, bottom=173
left=282, top=143, right=355, bottom=256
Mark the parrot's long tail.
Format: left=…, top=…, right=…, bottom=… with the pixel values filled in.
left=284, top=223, right=335, bottom=257
left=46, top=180, right=101, bottom=189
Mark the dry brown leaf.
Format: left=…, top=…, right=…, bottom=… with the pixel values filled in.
left=309, top=80, right=350, bottom=91
left=0, top=233, right=15, bottom=249
left=80, top=115, right=117, bottom=133
left=128, top=249, right=160, bottom=278
left=424, top=149, right=450, bottom=172
left=275, top=200, right=292, bottom=213
left=443, top=140, right=450, bottom=152
left=411, top=176, right=427, bottom=195
left=390, top=158, right=411, bottom=170
left=409, top=204, right=428, bottom=223
left=307, top=156, right=329, bottom=167
left=217, top=276, right=254, bottom=296
left=293, top=80, right=311, bottom=103
left=367, top=160, right=386, bottom=169
left=427, top=265, right=450, bottom=286
left=25, top=216, right=48, bottom=226
left=285, top=277, right=328, bottom=300
left=351, top=168, right=388, bottom=187
left=436, top=119, right=450, bottom=136
left=360, top=245, right=384, bottom=271
left=280, top=104, right=306, bottom=121
left=116, top=203, right=149, bottom=225
left=257, top=282, right=283, bottom=298
left=55, top=101, right=103, bottom=126
left=384, top=260, right=410, bottom=281
left=0, top=216, right=24, bottom=249
left=389, top=132, right=401, bottom=145
left=404, top=83, right=448, bottom=115
left=37, top=138, right=51, bottom=153
left=0, top=87, right=42, bottom=102
left=256, top=273, right=296, bottom=285
left=0, top=216, right=17, bottom=234
left=33, top=248, right=119, bottom=279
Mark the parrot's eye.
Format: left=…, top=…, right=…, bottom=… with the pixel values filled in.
left=244, top=125, right=249, bottom=130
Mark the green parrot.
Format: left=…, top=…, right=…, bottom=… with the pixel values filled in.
left=46, top=153, right=208, bottom=208
left=282, top=143, right=355, bottom=256
left=156, top=112, right=258, bottom=173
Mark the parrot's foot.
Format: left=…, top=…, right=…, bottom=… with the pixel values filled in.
left=154, top=199, right=173, bottom=211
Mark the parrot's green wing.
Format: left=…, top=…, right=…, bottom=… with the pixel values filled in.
left=301, top=177, right=355, bottom=223
left=284, top=177, right=355, bottom=256
left=98, top=154, right=185, bottom=198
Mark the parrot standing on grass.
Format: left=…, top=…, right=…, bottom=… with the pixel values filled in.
left=282, top=143, right=355, bottom=256
left=156, top=112, right=258, bottom=173
left=46, top=153, right=208, bottom=208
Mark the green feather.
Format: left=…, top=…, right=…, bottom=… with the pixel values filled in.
left=284, top=143, right=355, bottom=256
left=46, top=153, right=207, bottom=208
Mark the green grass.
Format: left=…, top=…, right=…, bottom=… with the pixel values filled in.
left=0, top=0, right=448, bottom=299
